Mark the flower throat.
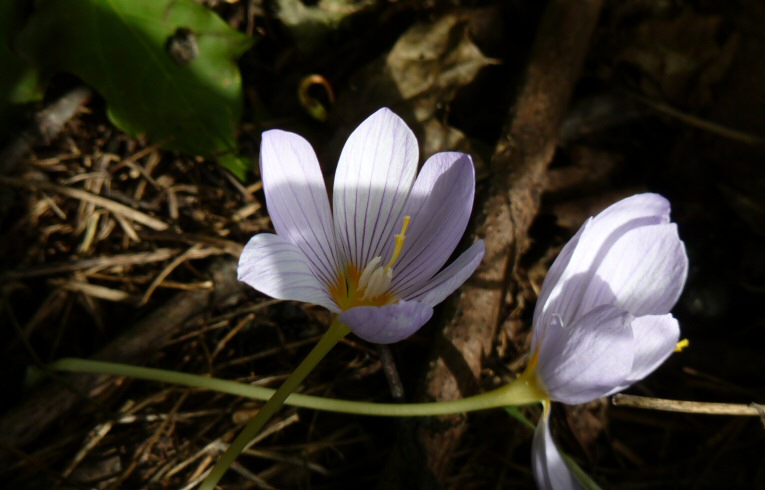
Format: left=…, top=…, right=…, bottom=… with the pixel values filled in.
left=330, top=216, right=411, bottom=310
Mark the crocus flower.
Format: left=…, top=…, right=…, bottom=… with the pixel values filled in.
left=524, top=193, right=688, bottom=489
left=238, top=108, right=484, bottom=344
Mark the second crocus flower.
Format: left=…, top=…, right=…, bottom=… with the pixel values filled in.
left=523, top=193, right=688, bottom=489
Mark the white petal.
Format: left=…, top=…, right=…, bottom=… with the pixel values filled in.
left=238, top=233, right=338, bottom=312
left=536, top=305, right=634, bottom=405
left=532, top=403, right=582, bottom=490
left=333, top=108, right=418, bottom=269
left=532, top=222, right=588, bottom=347
left=260, top=130, right=340, bottom=286
left=536, top=193, right=676, bottom=330
left=607, top=314, right=680, bottom=394
left=339, top=301, right=433, bottom=344
left=580, top=223, right=688, bottom=316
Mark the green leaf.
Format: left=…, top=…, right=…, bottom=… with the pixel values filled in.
left=0, top=0, right=44, bottom=133
left=562, top=453, right=604, bottom=490
left=18, top=0, right=254, bottom=180
left=504, top=406, right=537, bottom=430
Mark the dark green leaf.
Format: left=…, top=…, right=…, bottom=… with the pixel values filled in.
left=0, top=0, right=44, bottom=133
left=18, top=0, right=254, bottom=179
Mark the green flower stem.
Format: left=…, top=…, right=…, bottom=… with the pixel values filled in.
left=199, top=318, right=351, bottom=490
left=53, top=357, right=544, bottom=417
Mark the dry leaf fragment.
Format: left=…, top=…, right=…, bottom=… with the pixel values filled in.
left=329, top=11, right=496, bottom=170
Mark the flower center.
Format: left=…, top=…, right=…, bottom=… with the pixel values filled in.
left=330, top=216, right=411, bottom=310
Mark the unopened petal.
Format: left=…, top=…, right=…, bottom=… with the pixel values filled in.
left=536, top=305, right=634, bottom=405
left=238, top=233, right=338, bottom=312
left=260, top=130, right=340, bottom=286
left=406, top=240, right=485, bottom=306
left=390, top=152, right=476, bottom=294
left=607, top=314, right=680, bottom=394
left=532, top=403, right=582, bottom=490
left=536, top=193, right=676, bottom=330
left=339, top=301, right=433, bottom=344
left=580, top=223, right=688, bottom=316
left=333, top=108, right=418, bottom=269
left=532, top=222, right=588, bottom=348
left=588, top=192, right=671, bottom=232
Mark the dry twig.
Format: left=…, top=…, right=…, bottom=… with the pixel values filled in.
left=0, top=259, right=245, bottom=459
left=0, top=175, right=169, bottom=231
left=612, top=394, right=765, bottom=417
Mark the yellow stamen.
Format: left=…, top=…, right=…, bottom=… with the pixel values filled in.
left=386, top=215, right=411, bottom=270
left=674, top=338, right=689, bottom=352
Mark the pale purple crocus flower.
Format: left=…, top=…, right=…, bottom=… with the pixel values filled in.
left=238, top=108, right=484, bottom=344
left=523, top=193, right=688, bottom=490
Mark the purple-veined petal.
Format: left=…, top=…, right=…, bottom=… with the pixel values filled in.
left=339, top=300, right=433, bottom=344
left=535, top=193, right=674, bottom=330
left=607, top=313, right=680, bottom=394
left=389, top=152, right=476, bottom=294
left=532, top=402, right=582, bottom=490
left=579, top=223, right=688, bottom=317
left=536, top=305, right=634, bottom=405
left=238, top=233, right=339, bottom=312
left=333, top=108, right=418, bottom=269
left=260, top=130, right=340, bottom=286
left=406, top=240, right=485, bottom=306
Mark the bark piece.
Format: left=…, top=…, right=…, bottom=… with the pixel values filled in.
left=380, top=0, right=604, bottom=486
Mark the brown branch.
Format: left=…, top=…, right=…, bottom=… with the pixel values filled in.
left=380, top=0, right=604, bottom=486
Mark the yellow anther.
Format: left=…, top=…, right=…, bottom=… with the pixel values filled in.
left=386, top=215, right=411, bottom=269
left=674, top=338, right=689, bottom=352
